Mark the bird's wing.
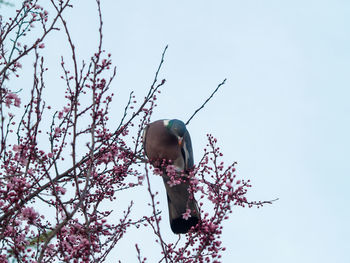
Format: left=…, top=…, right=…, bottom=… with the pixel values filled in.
left=182, top=130, right=194, bottom=170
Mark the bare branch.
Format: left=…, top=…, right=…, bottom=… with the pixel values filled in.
left=185, top=78, right=226, bottom=126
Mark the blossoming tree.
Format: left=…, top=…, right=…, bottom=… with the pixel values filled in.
left=0, top=1, right=275, bottom=262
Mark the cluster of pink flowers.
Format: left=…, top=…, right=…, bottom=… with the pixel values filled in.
left=4, top=93, right=21, bottom=108
left=141, top=134, right=255, bottom=262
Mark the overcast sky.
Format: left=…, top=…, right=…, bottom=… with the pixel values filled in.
left=3, top=0, right=350, bottom=262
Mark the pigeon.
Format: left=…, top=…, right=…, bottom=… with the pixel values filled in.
left=143, top=119, right=200, bottom=234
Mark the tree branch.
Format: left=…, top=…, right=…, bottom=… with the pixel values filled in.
left=185, top=78, right=226, bottom=126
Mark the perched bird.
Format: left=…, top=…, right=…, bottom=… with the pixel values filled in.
left=143, top=119, right=200, bottom=234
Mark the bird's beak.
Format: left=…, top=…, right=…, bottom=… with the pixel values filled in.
left=178, top=137, right=183, bottom=146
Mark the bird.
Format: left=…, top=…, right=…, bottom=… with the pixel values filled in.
left=143, top=119, right=200, bottom=234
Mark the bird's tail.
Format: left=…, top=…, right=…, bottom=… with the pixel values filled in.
left=162, top=174, right=200, bottom=234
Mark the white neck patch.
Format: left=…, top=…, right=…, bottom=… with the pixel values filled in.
left=163, top=119, right=170, bottom=127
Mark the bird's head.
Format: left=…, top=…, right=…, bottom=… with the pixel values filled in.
left=164, top=119, right=186, bottom=145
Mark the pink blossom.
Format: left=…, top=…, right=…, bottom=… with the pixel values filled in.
left=14, top=96, right=21, bottom=107
left=56, top=186, right=66, bottom=195
left=22, top=207, right=38, bottom=224
left=5, top=93, right=21, bottom=108
left=13, top=144, right=20, bottom=152
left=166, top=165, right=176, bottom=176
left=226, top=182, right=232, bottom=189
left=54, top=127, right=61, bottom=136
left=153, top=168, right=163, bottom=175
left=14, top=62, right=22, bottom=68
left=182, top=209, right=192, bottom=220
left=167, top=177, right=181, bottom=187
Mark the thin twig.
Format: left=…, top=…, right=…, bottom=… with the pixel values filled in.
left=185, top=78, right=226, bottom=126
left=117, top=91, right=134, bottom=131
left=144, top=165, right=169, bottom=263
left=149, top=45, right=168, bottom=94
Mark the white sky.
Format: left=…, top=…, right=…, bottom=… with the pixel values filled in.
left=2, top=0, right=350, bottom=262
